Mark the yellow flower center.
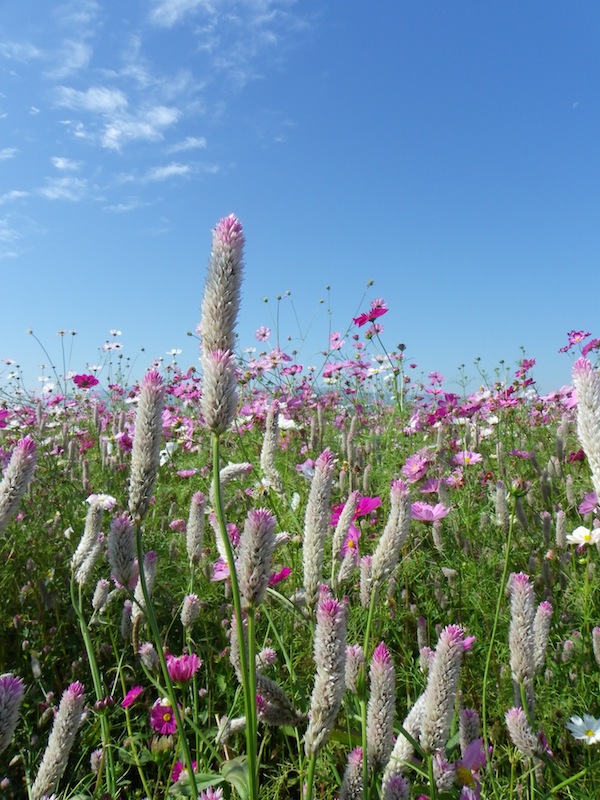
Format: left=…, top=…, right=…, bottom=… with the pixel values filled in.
left=456, top=766, right=475, bottom=787
left=586, top=728, right=594, bottom=737
left=163, top=712, right=172, bottom=722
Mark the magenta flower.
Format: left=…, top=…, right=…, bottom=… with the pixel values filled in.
left=150, top=698, right=178, bottom=734
left=166, top=653, right=201, bottom=684
left=353, top=298, right=388, bottom=327
left=559, top=330, right=591, bottom=353
left=171, top=759, right=197, bottom=782
left=330, top=494, right=381, bottom=526
left=411, top=502, right=451, bottom=522
left=269, top=566, right=291, bottom=585
left=579, top=492, right=598, bottom=515
left=455, top=738, right=486, bottom=799
left=73, top=373, right=99, bottom=389
left=582, top=337, right=600, bottom=357
left=121, top=685, right=143, bottom=708
left=169, top=519, right=187, bottom=533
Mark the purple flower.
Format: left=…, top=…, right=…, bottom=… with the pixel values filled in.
left=0, top=673, right=25, bottom=755
left=411, top=502, right=451, bottom=522
left=579, top=491, right=598, bottom=515
left=150, top=698, right=178, bottom=735
left=166, top=653, right=201, bottom=684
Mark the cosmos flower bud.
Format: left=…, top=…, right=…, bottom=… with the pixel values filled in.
left=304, top=587, right=347, bottom=757
left=366, top=642, right=396, bottom=772
left=238, top=508, right=277, bottom=609
left=0, top=436, right=36, bottom=538
left=31, top=682, right=86, bottom=800
left=0, top=673, right=25, bottom=755
left=302, top=449, right=336, bottom=612
left=128, top=370, right=165, bottom=524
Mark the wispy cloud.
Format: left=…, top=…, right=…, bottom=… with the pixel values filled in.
left=0, top=41, right=42, bottom=62
left=38, top=176, right=88, bottom=201
left=104, top=197, right=148, bottom=213
left=149, top=0, right=209, bottom=28
left=144, top=162, right=190, bottom=181
left=0, top=191, right=29, bottom=205
left=0, top=148, right=18, bottom=161
left=45, top=40, right=93, bottom=79
left=51, top=156, right=82, bottom=171
left=55, top=85, right=129, bottom=114
left=168, top=135, right=207, bottom=153
left=103, top=106, right=180, bottom=150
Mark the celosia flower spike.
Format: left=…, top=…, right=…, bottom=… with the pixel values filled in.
left=0, top=436, right=37, bottom=538
left=30, top=682, right=86, bottom=800
left=128, top=370, right=165, bottom=524
left=0, top=673, right=25, bottom=755
left=304, top=587, right=347, bottom=757
left=302, top=449, right=336, bottom=611
left=238, top=508, right=277, bottom=609
left=366, top=641, right=396, bottom=772
left=572, top=357, right=600, bottom=500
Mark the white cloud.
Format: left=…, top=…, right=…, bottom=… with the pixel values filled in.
left=55, top=85, right=129, bottom=114
left=46, top=40, right=93, bottom=78
left=0, top=217, right=20, bottom=243
left=144, top=162, right=190, bottom=181
left=51, top=156, right=82, bottom=171
left=104, top=198, right=146, bottom=213
left=0, top=191, right=29, bottom=205
left=39, top=176, right=87, bottom=201
left=0, top=41, right=41, bottom=62
left=102, top=105, right=180, bottom=150
left=0, top=148, right=18, bottom=161
left=168, top=135, right=207, bottom=152
left=149, top=0, right=209, bottom=28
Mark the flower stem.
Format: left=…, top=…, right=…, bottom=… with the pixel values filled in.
left=211, top=432, right=259, bottom=800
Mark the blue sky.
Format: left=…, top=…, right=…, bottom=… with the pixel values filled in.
left=1, top=0, right=599, bottom=395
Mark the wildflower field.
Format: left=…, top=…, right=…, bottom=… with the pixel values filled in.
left=1, top=216, right=600, bottom=800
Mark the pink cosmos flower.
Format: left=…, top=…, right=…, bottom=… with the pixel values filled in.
left=172, top=760, right=197, bottom=783
left=166, top=653, right=201, bottom=683
left=453, top=451, right=483, bottom=466
left=169, top=519, right=187, bottom=533
left=353, top=298, right=388, bottom=327
left=177, top=469, right=199, bottom=478
left=150, top=698, right=178, bottom=735
left=582, top=337, right=600, bottom=357
left=411, top=502, right=451, bottom=522
left=121, top=685, right=143, bottom=708
left=269, top=566, right=291, bottom=585
left=255, top=326, right=271, bottom=342
left=73, top=373, right=99, bottom=389
left=578, top=492, right=598, bottom=515
left=455, top=738, right=487, bottom=799
left=401, top=453, right=429, bottom=482
left=329, top=332, right=345, bottom=350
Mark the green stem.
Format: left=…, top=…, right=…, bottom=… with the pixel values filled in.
left=211, top=432, right=259, bottom=800
left=70, top=578, right=116, bottom=796
left=133, top=526, right=198, bottom=799
left=481, top=506, right=516, bottom=800
left=304, top=752, right=317, bottom=800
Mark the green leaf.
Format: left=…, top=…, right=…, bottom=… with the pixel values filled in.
left=222, top=755, right=250, bottom=800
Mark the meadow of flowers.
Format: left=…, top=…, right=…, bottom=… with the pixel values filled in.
left=0, top=215, right=600, bottom=800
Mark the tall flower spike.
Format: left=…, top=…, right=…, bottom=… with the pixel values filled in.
left=573, top=357, right=600, bottom=499
left=128, top=370, right=165, bottom=524
left=339, top=747, right=364, bottom=800
left=302, top=449, right=336, bottom=612
left=508, top=572, right=535, bottom=715
left=200, top=215, right=244, bottom=435
left=383, top=693, right=426, bottom=784
left=238, top=508, right=277, bottom=610
left=304, top=587, right=347, bottom=757
left=30, top=682, right=86, bottom=800
left=371, top=480, right=411, bottom=588
left=0, top=436, right=37, bottom=538
left=505, top=706, right=547, bottom=759
left=0, top=673, right=25, bottom=755
left=367, top=642, right=396, bottom=772
left=200, top=214, right=244, bottom=356
left=260, top=400, right=284, bottom=495
left=332, top=490, right=360, bottom=565
left=186, top=492, right=206, bottom=565
left=108, top=514, right=137, bottom=589
left=420, top=625, right=469, bottom=754
left=533, top=601, right=553, bottom=674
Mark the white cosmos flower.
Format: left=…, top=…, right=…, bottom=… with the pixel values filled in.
left=566, top=713, right=600, bottom=744
left=566, top=526, right=600, bottom=547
